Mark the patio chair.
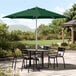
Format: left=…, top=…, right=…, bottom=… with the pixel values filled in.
left=21, top=50, right=39, bottom=72
left=48, top=47, right=65, bottom=69
left=12, top=49, right=22, bottom=70
left=56, top=47, right=65, bottom=68
left=48, top=50, right=58, bottom=69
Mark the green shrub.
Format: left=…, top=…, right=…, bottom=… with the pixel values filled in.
left=10, top=42, right=26, bottom=50
left=16, top=43, right=26, bottom=50
left=14, top=48, right=22, bottom=56
left=0, top=49, right=13, bottom=57
left=6, top=50, right=13, bottom=57
left=0, top=41, right=12, bottom=50
left=0, top=66, right=20, bottom=76
left=70, top=43, right=76, bottom=50
left=61, top=42, right=68, bottom=46
left=26, top=44, right=41, bottom=49
left=51, top=43, right=59, bottom=49
left=0, top=49, right=7, bottom=57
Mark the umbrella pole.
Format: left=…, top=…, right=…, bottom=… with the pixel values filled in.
left=36, top=18, right=38, bottom=50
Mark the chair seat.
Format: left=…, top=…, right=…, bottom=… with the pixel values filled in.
left=48, top=53, right=57, bottom=57
left=48, top=56, right=56, bottom=59
left=23, top=55, right=39, bottom=60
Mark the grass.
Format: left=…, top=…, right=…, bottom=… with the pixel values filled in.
left=18, top=39, right=68, bottom=45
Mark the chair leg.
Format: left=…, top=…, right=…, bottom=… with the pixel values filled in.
left=21, top=58, right=25, bottom=69
left=14, top=58, right=17, bottom=70
left=32, top=59, right=39, bottom=71
left=53, top=58, right=55, bottom=69
left=33, top=60, right=35, bottom=70
left=36, top=59, right=38, bottom=68
left=28, top=59, right=30, bottom=73
left=48, top=57, right=51, bottom=68
left=56, top=57, right=58, bottom=67
left=33, top=59, right=37, bottom=70
left=63, top=57, right=65, bottom=68
left=26, top=59, right=27, bottom=68
left=12, top=57, right=14, bottom=68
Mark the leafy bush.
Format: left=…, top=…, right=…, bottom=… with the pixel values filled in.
left=0, top=49, right=13, bottom=57
left=0, top=49, right=7, bottom=57
left=6, top=50, right=13, bottom=57
left=51, top=43, right=59, bottom=49
left=61, top=42, right=68, bottom=46
left=14, top=48, right=22, bottom=57
left=10, top=42, right=26, bottom=50
left=70, top=43, right=76, bottom=50
left=26, top=44, right=41, bottom=49
left=0, top=66, right=20, bottom=76
left=16, top=43, right=26, bottom=50
left=0, top=41, right=12, bottom=50
left=48, top=34, right=59, bottom=39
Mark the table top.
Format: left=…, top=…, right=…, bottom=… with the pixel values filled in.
left=24, top=49, right=50, bottom=52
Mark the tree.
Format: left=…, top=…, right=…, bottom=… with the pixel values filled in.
left=24, top=31, right=35, bottom=40
left=38, top=24, right=51, bottom=35
left=49, top=19, right=65, bottom=39
left=0, top=23, right=10, bottom=49
left=0, top=23, right=9, bottom=41
left=64, top=4, right=76, bottom=21
left=10, top=30, right=25, bottom=40
left=37, top=24, right=51, bottom=39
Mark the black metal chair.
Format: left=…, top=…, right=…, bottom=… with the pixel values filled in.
left=12, top=49, right=22, bottom=70
left=48, top=51, right=58, bottom=69
left=21, top=50, right=39, bottom=72
left=56, top=47, right=65, bottom=68
left=48, top=47, right=65, bottom=69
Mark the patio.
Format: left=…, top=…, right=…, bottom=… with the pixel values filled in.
left=0, top=50, right=76, bottom=76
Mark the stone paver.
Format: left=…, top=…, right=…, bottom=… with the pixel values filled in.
left=0, top=51, right=76, bottom=76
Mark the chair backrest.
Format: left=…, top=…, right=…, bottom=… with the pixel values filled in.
left=43, top=46, right=51, bottom=50
left=57, top=47, right=65, bottom=56
left=22, top=49, right=29, bottom=56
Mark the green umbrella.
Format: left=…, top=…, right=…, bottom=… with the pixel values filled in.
left=4, top=7, right=66, bottom=19
left=3, top=7, right=66, bottom=50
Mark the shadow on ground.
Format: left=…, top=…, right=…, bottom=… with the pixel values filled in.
left=22, top=63, right=76, bottom=71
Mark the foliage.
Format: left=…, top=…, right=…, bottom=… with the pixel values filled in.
left=0, top=23, right=8, bottom=39
left=6, top=50, right=12, bottom=57
left=0, top=67, right=20, bottom=76
left=24, top=31, right=35, bottom=40
left=0, top=41, right=11, bottom=50
left=38, top=24, right=51, bottom=35
left=61, top=42, right=68, bottom=46
left=0, top=23, right=10, bottom=49
left=51, top=43, right=59, bottom=49
left=10, top=30, right=35, bottom=41
left=0, top=48, right=7, bottom=57
left=10, top=30, right=25, bottom=41
left=0, top=49, right=13, bottom=57
left=63, top=4, right=76, bottom=39
left=14, top=48, right=22, bottom=56
left=64, top=4, right=76, bottom=21
left=49, top=19, right=65, bottom=39
left=9, top=42, right=26, bottom=50
left=70, top=43, right=76, bottom=50
left=37, top=24, right=51, bottom=40
left=0, top=67, right=7, bottom=76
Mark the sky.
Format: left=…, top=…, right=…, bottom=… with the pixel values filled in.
left=0, top=0, right=76, bottom=29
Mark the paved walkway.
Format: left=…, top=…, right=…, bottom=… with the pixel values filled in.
left=0, top=51, right=76, bottom=76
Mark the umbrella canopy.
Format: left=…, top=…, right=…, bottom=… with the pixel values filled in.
left=3, top=7, right=66, bottom=50
left=4, top=7, right=66, bottom=19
